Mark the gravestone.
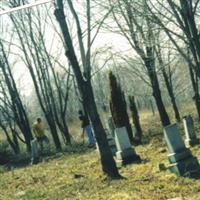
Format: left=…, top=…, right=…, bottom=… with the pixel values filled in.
left=163, top=123, right=200, bottom=177
left=183, top=115, right=199, bottom=147
left=105, top=129, right=117, bottom=156
left=115, top=127, right=141, bottom=167
left=107, top=117, right=115, bottom=137
left=95, top=129, right=117, bottom=156
left=31, top=139, right=39, bottom=164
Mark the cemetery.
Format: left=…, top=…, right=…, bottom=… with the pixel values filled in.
left=1, top=0, right=200, bottom=200
left=2, top=110, right=200, bottom=200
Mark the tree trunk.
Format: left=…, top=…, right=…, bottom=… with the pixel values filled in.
left=179, top=0, right=200, bottom=77
left=2, top=126, right=20, bottom=155
left=54, top=6, right=121, bottom=178
left=84, top=81, right=121, bottom=177
left=45, top=114, right=62, bottom=150
left=188, top=64, right=200, bottom=119
left=144, top=57, right=170, bottom=126
left=59, top=117, right=71, bottom=144
left=129, top=96, right=142, bottom=144
left=109, top=72, right=134, bottom=143
left=0, top=55, right=33, bottom=152
left=12, top=130, right=20, bottom=154
left=162, top=69, right=181, bottom=122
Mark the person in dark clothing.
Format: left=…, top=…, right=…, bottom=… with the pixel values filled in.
left=78, top=110, right=96, bottom=148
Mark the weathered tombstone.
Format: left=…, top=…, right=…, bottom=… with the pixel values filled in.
left=183, top=115, right=199, bottom=147
left=163, top=124, right=200, bottom=177
left=105, top=129, right=117, bottom=156
left=96, top=129, right=117, bottom=156
left=115, top=127, right=141, bottom=167
left=31, top=139, right=39, bottom=165
left=107, top=117, right=115, bottom=137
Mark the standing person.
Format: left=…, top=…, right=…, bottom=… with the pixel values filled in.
left=78, top=110, right=96, bottom=148
left=32, top=118, right=49, bottom=152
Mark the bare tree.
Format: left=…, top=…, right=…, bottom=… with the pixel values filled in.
left=103, top=0, right=170, bottom=126
left=0, top=40, right=33, bottom=152
left=5, top=0, right=75, bottom=149
left=155, top=38, right=181, bottom=122
left=54, top=0, right=121, bottom=178
left=146, top=0, right=200, bottom=118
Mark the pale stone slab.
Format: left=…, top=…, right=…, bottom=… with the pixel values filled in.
left=163, top=124, right=200, bottom=177
left=163, top=124, right=186, bottom=154
left=115, top=127, right=132, bottom=152
left=114, top=127, right=140, bottom=166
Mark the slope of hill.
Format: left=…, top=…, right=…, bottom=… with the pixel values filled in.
left=1, top=108, right=200, bottom=200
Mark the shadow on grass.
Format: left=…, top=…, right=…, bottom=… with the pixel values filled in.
left=0, top=142, right=95, bottom=172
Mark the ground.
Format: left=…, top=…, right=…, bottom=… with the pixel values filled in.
left=1, top=106, right=200, bottom=200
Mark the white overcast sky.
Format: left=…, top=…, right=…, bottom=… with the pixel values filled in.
left=0, top=0, right=133, bottom=96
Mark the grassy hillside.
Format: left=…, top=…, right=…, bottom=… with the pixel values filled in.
left=1, top=107, right=200, bottom=200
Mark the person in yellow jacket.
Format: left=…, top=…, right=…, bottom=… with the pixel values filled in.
left=33, top=118, right=49, bottom=152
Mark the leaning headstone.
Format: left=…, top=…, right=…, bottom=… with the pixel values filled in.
left=115, top=127, right=141, bottom=167
left=31, top=139, right=39, bottom=165
left=95, top=129, right=117, bottom=156
left=183, top=115, right=199, bottom=147
left=107, top=117, right=115, bottom=137
left=163, top=123, right=200, bottom=177
left=105, top=129, right=117, bottom=156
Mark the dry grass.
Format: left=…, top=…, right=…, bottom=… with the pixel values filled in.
left=1, top=139, right=200, bottom=200
left=1, top=106, right=200, bottom=199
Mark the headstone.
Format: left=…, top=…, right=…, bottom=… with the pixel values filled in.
left=115, top=127, right=141, bottom=167
left=107, top=117, right=115, bottom=137
left=95, top=129, right=117, bottom=156
left=163, top=124, right=200, bottom=177
left=105, top=129, right=117, bottom=156
left=31, top=139, right=39, bottom=164
left=183, top=115, right=199, bottom=147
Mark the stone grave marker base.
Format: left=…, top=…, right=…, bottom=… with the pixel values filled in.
left=164, top=124, right=200, bottom=177
left=116, top=148, right=141, bottom=167
left=169, top=156, right=200, bottom=177
left=168, top=149, right=191, bottom=163
left=114, top=127, right=141, bottom=167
